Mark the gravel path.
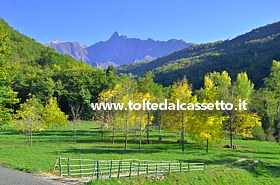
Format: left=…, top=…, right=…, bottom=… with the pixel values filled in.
left=0, top=165, right=53, bottom=185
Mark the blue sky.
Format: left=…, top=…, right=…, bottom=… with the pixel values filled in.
left=1, top=0, right=279, bottom=46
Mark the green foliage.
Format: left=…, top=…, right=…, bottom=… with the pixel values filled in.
left=252, top=125, right=266, bottom=141
left=118, top=21, right=280, bottom=89
left=13, top=95, right=44, bottom=131
left=0, top=22, right=18, bottom=125
left=42, top=97, right=68, bottom=129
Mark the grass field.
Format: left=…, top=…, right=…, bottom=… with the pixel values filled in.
left=0, top=121, right=279, bottom=184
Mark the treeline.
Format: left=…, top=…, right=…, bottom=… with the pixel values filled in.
left=0, top=19, right=279, bottom=150
left=96, top=62, right=280, bottom=151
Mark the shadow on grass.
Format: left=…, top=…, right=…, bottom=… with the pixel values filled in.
left=243, top=161, right=280, bottom=178
left=62, top=147, right=161, bottom=155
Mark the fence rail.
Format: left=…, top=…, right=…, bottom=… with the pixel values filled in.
left=53, top=157, right=205, bottom=180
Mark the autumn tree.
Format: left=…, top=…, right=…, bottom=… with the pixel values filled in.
left=192, top=75, right=225, bottom=153
left=210, top=71, right=260, bottom=147
left=106, top=74, right=137, bottom=150
left=42, top=97, right=68, bottom=130
left=13, top=95, right=44, bottom=146
left=163, top=76, right=196, bottom=152
left=133, top=92, right=154, bottom=149
left=94, top=87, right=118, bottom=142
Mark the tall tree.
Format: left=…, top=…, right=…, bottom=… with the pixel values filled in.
left=264, top=60, right=280, bottom=142
left=192, top=75, right=225, bottom=153
left=210, top=71, right=259, bottom=147
left=163, top=76, right=196, bottom=152
left=114, top=74, right=137, bottom=150
left=0, top=25, right=18, bottom=126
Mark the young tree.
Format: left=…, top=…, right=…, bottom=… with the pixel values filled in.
left=133, top=92, right=154, bottom=149
left=163, top=76, right=196, bottom=152
left=13, top=95, right=44, bottom=146
left=114, top=74, right=137, bottom=150
left=191, top=75, right=225, bottom=153
left=42, top=97, right=68, bottom=130
left=94, top=88, right=118, bottom=143
left=210, top=71, right=259, bottom=147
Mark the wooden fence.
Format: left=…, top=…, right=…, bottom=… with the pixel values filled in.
left=53, top=157, right=205, bottom=180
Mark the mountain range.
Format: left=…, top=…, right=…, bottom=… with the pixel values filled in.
left=118, top=21, right=280, bottom=89
left=47, top=32, right=191, bottom=68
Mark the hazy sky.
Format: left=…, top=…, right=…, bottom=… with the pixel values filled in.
left=1, top=0, right=280, bottom=46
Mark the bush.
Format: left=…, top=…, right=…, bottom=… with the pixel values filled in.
left=252, top=125, right=266, bottom=141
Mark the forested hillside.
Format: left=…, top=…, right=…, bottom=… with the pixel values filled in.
left=0, top=19, right=111, bottom=120
left=118, top=21, right=280, bottom=89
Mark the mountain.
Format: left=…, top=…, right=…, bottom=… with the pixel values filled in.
left=118, top=21, right=280, bottom=89
left=47, top=40, right=89, bottom=62
left=48, top=32, right=192, bottom=67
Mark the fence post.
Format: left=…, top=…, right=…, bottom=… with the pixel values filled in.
left=129, top=161, right=132, bottom=178
left=79, top=160, right=82, bottom=176
left=93, top=161, right=96, bottom=176
left=117, top=161, right=122, bottom=178
left=168, top=163, right=171, bottom=172
left=109, top=161, right=113, bottom=179
left=137, top=162, right=140, bottom=177
left=179, top=162, right=182, bottom=172
left=97, top=160, right=100, bottom=180
left=67, top=158, right=70, bottom=176
left=156, top=164, right=158, bottom=179
left=146, top=163, right=149, bottom=177
left=58, top=157, right=62, bottom=176
left=188, top=163, right=190, bottom=172
left=203, top=163, right=206, bottom=171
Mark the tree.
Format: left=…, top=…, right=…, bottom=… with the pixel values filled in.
left=191, top=75, right=225, bottom=153
left=252, top=88, right=278, bottom=140
left=210, top=71, right=259, bottom=147
left=163, top=76, right=196, bottom=152
left=94, top=88, right=118, bottom=143
left=137, top=72, right=158, bottom=143
left=114, top=74, right=137, bottom=150
left=0, top=25, right=18, bottom=126
left=133, top=92, right=154, bottom=149
left=13, top=95, right=44, bottom=146
left=42, top=97, right=68, bottom=130
left=264, top=60, right=280, bottom=142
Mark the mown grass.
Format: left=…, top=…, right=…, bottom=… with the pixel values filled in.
left=0, top=121, right=279, bottom=184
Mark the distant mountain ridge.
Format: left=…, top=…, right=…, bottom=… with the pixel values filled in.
left=47, top=40, right=89, bottom=62
left=47, top=32, right=192, bottom=67
left=118, top=21, right=280, bottom=89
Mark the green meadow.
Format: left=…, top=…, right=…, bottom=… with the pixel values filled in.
left=0, top=121, right=279, bottom=184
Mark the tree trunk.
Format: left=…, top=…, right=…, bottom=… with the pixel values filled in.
left=73, top=121, right=76, bottom=143
left=181, top=131, right=184, bottom=152
left=112, top=127, right=115, bottom=144
left=101, top=124, right=104, bottom=138
left=125, top=133, right=128, bottom=150
left=30, top=129, right=32, bottom=147
left=124, top=116, right=128, bottom=150
left=146, top=113, right=150, bottom=143
left=139, top=126, right=142, bottom=150
left=206, top=139, right=209, bottom=153
left=181, top=112, right=185, bottom=152
left=229, top=120, right=233, bottom=148
left=146, top=129, right=150, bottom=144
